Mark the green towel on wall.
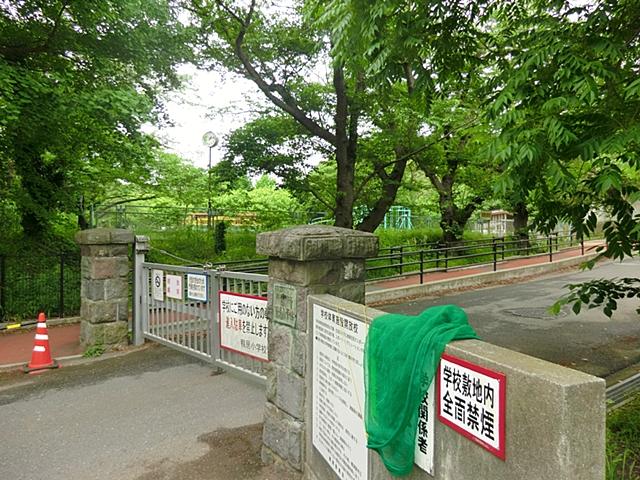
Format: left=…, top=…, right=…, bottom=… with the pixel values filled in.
left=364, top=304, right=479, bottom=476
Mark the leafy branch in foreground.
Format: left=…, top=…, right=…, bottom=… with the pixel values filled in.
left=551, top=278, right=640, bottom=318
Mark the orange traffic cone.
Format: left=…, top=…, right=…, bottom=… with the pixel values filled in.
left=23, top=312, right=59, bottom=373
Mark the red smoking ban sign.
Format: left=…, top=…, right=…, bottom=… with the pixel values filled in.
left=438, top=354, right=506, bottom=460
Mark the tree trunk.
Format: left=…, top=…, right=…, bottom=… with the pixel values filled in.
left=513, top=201, right=529, bottom=251
left=333, top=64, right=355, bottom=229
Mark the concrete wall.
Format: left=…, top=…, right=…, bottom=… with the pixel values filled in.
left=305, top=294, right=605, bottom=480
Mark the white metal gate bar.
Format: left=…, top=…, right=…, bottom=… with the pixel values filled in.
left=141, top=262, right=214, bottom=363
left=138, top=261, right=269, bottom=380
left=215, top=270, right=269, bottom=380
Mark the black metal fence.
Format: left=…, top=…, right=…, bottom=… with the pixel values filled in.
left=0, top=251, right=81, bottom=322
left=366, top=233, right=593, bottom=283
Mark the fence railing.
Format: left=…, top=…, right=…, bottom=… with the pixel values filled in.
left=366, top=233, right=595, bottom=283
left=0, top=252, right=81, bottom=322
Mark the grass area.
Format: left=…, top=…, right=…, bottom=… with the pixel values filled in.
left=608, top=394, right=640, bottom=479
left=144, top=227, right=261, bottom=265
left=145, top=226, right=494, bottom=265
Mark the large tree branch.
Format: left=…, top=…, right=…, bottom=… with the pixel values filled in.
left=0, top=2, right=69, bottom=61
left=357, top=145, right=409, bottom=232
left=223, top=0, right=337, bottom=146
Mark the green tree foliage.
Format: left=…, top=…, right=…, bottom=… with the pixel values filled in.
left=190, top=0, right=421, bottom=231
left=412, top=97, right=495, bottom=242
left=489, top=0, right=640, bottom=315
left=321, top=0, right=639, bottom=314
left=0, top=0, right=193, bottom=236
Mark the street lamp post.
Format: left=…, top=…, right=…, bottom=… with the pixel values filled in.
left=202, top=131, right=219, bottom=232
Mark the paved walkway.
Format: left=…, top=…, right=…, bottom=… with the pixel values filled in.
left=0, top=241, right=603, bottom=368
left=0, top=322, right=82, bottom=367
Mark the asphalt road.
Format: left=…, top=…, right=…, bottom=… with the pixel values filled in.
left=380, top=258, right=640, bottom=378
left=0, top=346, right=270, bottom=480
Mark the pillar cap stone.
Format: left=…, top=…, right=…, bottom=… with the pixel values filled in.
left=256, top=225, right=378, bottom=261
left=75, top=228, right=134, bottom=246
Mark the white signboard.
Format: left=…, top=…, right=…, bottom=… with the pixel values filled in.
left=414, top=381, right=435, bottom=474
left=187, top=274, right=207, bottom=301
left=166, top=274, right=183, bottom=300
left=152, top=269, right=164, bottom=302
left=312, top=304, right=368, bottom=480
left=219, top=291, right=268, bottom=361
left=438, top=354, right=506, bottom=460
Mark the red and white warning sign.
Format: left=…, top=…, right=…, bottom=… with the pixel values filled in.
left=437, top=354, right=506, bottom=460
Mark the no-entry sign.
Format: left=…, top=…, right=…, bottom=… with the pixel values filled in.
left=438, top=354, right=506, bottom=460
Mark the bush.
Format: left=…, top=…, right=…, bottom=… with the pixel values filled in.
left=214, top=221, right=227, bottom=254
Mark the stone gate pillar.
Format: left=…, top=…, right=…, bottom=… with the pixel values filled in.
left=256, top=225, right=378, bottom=472
left=75, top=228, right=134, bottom=350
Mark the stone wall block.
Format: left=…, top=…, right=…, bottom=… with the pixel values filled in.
left=104, top=278, right=128, bottom=301
left=287, top=420, right=305, bottom=471
left=295, top=287, right=311, bottom=333
left=90, top=257, right=118, bottom=280
left=80, top=320, right=128, bottom=349
left=333, top=281, right=366, bottom=305
left=301, top=237, right=343, bottom=260
left=342, top=261, right=365, bottom=281
left=257, top=225, right=378, bottom=261
left=342, top=235, right=379, bottom=258
left=81, top=298, right=128, bottom=324
left=275, top=367, right=305, bottom=421
left=268, top=260, right=306, bottom=286
left=269, top=324, right=292, bottom=367
left=291, top=331, right=306, bottom=377
left=75, top=228, right=134, bottom=246
left=81, top=245, right=129, bottom=258
left=263, top=401, right=289, bottom=460
left=116, top=257, right=130, bottom=278
left=81, top=257, right=91, bottom=279
left=265, top=363, right=277, bottom=403
left=303, top=260, right=344, bottom=286
left=81, top=279, right=106, bottom=301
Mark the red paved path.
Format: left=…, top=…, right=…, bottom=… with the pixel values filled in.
left=0, top=241, right=602, bottom=367
left=0, top=323, right=82, bottom=367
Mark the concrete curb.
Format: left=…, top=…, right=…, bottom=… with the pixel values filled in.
left=0, top=316, right=81, bottom=333
left=0, top=343, right=154, bottom=373
left=365, top=252, right=600, bottom=306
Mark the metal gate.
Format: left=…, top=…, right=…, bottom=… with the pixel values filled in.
left=137, top=262, right=268, bottom=381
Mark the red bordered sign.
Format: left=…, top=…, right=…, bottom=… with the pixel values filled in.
left=437, top=354, right=506, bottom=460
left=218, top=291, right=269, bottom=362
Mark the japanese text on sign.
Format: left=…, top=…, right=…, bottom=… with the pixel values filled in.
left=187, top=274, right=207, bottom=301
left=312, top=304, right=368, bottom=480
left=219, top=291, right=268, bottom=361
left=273, top=283, right=296, bottom=327
left=438, top=354, right=506, bottom=460
left=166, top=274, right=183, bottom=300
left=414, top=381, right=435, bottom=475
